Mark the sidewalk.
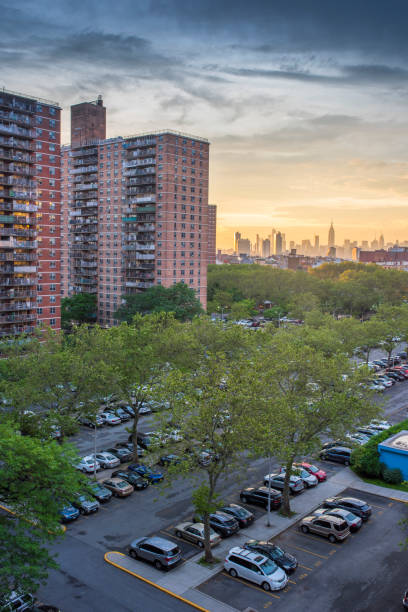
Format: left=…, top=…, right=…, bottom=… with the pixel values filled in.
left=104, top=468, right=407, bottom=611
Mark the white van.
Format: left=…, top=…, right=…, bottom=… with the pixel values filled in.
left=224, top=546, right=288, bottom=591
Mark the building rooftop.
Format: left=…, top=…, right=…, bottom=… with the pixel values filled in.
left=0, top=87, right=60, bottom=109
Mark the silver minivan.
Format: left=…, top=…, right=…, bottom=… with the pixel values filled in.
left=128, top=536, right=182, bottom=570
left=224, top=546, right=288, bottom=591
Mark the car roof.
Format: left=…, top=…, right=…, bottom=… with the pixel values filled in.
left=145, top=536, right=179, bottom=550
left=339, top=497, right=365, bottom=505
left=329, top=446, right=351, bottom=452
left=228, top=546, right=267, bottom=563
left=314, top=514, right=345, bottom=524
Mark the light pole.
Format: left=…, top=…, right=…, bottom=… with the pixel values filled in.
left=93, top=416, right=97, bottom=481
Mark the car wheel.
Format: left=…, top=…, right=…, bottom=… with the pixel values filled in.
left=176, top=530, right=182, bottom=538
left=301, top=525, right=309, bottom=533
left=328, top=534, right=337, bottom=543
left=262, top=582, right=271, bottom=592
left=79, top=508, right=85, bottom=515
left=154, top=560, right=163, bottom=570
left=129, top=549, right=138, bottom=559
left=241, top=496, right=248, bottom=503
left=198, top=541, right=204, bottom=548
left=344, top=460, right=350, bottom=466
left=229, top=568, right=237, bottom=577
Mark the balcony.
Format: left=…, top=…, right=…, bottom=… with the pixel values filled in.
left=0, top=288, right=36, bottom=299
left=73, top=182, right=98, bottom=191
left=0, top=252, right=36, bottom=262
left=0, top=277, right=35, bottom=286
left=125, top=158, right=156, bottom=168
left=124, top=242, right=155, bottom=251
left=135, top=253, right=155, bottom=260
left=13, top=265, right=36, bottom=273
left=0, top=313, right=36, bottom=323
left=0, top=326, right=35, bottom=337
left=0, top=301, right=35, bottom=312
left=71, top=147, right=98, bottom=157
left=0, top=228, right=36, bottom=238
left=126, top=137, right=156, bottom=148
left=71, top=165, right=98, bottom=174
left=138, top=224, right=155, bottom=232
left=125, top=281, right=154, bottom=289
left=0, top=215, right=30, bottom=224
left=0, top=123, right=35, bottom=138
left=0, top=150, right=33, bottom=163
left=79, top=260, right=97, bottom=268
left=0, top=137, right=35, bottom=151
left=12, top=202, right=37, bottom=212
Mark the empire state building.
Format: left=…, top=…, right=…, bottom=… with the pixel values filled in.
left=328, top=222, right=335, bottom=248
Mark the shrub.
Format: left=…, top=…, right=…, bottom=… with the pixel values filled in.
left=382, top=467, right=403, bottom=485
left=351, top=418, right=408, bottom=478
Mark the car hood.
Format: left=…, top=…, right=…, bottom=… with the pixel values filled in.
left=270, top=566, right=286, bottom=582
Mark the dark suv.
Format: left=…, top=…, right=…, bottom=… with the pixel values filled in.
left=240, top=486, right=282, bottom=509
left=319, top=446, right=352, bottom=465
left=128, top=536, right=182, bottom=570
left=323, top=496, right=372, bottom=521
left=193, top=511, right=240, bottom=537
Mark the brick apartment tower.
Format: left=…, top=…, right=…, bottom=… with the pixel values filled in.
left=61, top=98, right=211, bottom=325
left=208, top=204, right=216, bottom=264
left=0, top=89, right=61, bottom=337
left=71, top=96, right=106, bottom=146
left=123, top=131, right=209, bottom=309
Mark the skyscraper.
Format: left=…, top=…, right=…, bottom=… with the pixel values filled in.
left=314, top=235, right=319, bottom=252
left=234, top=231, right=241, bottom=253
left=379, top=234, right=385, bottom=249
left=262, top=238, right=270, bottom=258
left=328, top=222, right=335, bottom=248
left=0, top=88, right=61, bottom=337
left=275, top=231, right=282, bottom=254
left=70, top=96, right=106, bottom=146
left=270, top=228, right=276, bottom=254
left=255, top=233, right=260, bottom=256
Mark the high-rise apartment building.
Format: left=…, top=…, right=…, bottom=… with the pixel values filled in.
left=208, top=204, right=216, bottom=264
left=275, top=231, right=283, bottom=254
left=262, top=238, right=270, bottom=258
left=71, top=96, right=106, bottom=146
left=61, top=109, right=211, bottom=324
left=0, top=89, right=61, bottom=337
left=237, top=238, right=251, bottom=255
left=234, top=231, right=241, bottom=253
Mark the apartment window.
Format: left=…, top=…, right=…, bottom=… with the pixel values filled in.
left=49, top=131, right=56, bottom=140
left=37, top=307, right=43, bottom=314
left=50, top=307, right=56, bottom=314
left=50, top=296, right=56, bottom=303
left=50, top=318, right=56, bottom=326
left=49, top=143, right=56, bottom=152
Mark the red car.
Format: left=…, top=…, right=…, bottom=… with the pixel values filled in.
left=296, top=462, right=327, bottom=482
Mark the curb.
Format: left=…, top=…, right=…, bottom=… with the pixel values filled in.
left=104, top=551, right=208, bottom=612
left=0, top=503, right=66, bottom=534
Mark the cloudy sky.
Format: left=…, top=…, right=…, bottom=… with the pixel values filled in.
left=2, top=0, right=408, bottom=248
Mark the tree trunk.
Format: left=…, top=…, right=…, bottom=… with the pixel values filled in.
left=281, top=456, right=295, bottom=516
left=131, top=399, right=140, bottom=464
left=203, top=512, right=213, bottom=563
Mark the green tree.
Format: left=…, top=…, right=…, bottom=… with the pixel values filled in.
left=158, top=348, right=255, bottom=562
left=4, top=329, right=114, bottom=441
left=0, top=423, right=86, bottom=597
left=248, top=331, right=378, bottom=515
left=61, top=292, right=96, bottom=328
left=114, top=283, right=203, bottom=322
left=229, top=299, right=256, bottom=321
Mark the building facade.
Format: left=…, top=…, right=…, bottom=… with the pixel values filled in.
left=208, top=204, right=216, bottom=264
left=71, top=96, right=106, bottom=146
left=0, top=89, right=61, bottom=337
left=61, top=121, right=211, bottom=325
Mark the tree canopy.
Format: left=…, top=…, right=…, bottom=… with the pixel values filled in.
left=114, top=283, right=204, bottom=322
left=61, top=292, right=97, bottom=328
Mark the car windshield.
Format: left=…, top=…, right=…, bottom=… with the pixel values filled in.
left=231, top=508, right=247, bottom=518
left=260, top=559, right=279, bottom=575
left=345, top=512, right=355, bottom=521
left=272, top=545, right=284, bottom=559
left=117, top=481, right=128, bottom=488
left=308, top=465, right=319, bottom=473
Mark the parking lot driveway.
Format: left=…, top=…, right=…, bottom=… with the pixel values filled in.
left=197, top=488, right=408, bottom=612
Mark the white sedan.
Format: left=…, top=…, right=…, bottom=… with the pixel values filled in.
left=75, top=456, right=101, bottom=473
left=100, top=412, right=121, bottom=426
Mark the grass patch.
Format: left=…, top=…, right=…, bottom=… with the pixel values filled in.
left=278, top=508, right=297, bottom=518
left=197, top=555, right=221, bottom=568
left=354, top=472, right=408, bottom=493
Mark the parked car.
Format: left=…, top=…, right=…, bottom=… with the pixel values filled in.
left=369, top=419, right=392, bottom=430
left=323, top=496, right=372, bottom=520
left=319, top=446, right=352, bottom=465
left=71, top=493, right=100, bottom=515
left=347, top=433, right=370, bottom=445
left=376, top=376, right=394, bottom=387
left=116, top=441, right=144, bottom=457
left=59, top=503, right=80, bottom=522
left=111, top=469, right=149, bottom=490
left=397, top=351, right=407, bottom=360
left=403, top=589, right=408, bottom=608
left=389, top=368, right=408, bottom=379
left=128, top=536, right=182, bottom=570
left=193, top=511, right=240, bottom=537
left=220, top=503, right=255, bottom=528
left=285, top=466, right=318, bottom=487
left=113, top=407, right=131, bottom=422
left=369, top=382, right=385, bottom=392
left=174, top=521, right=221, bottom=547
left=136, top=432, right=162, bottom=450
left=100, top=412, right=121, bottom=426
left=105, top=446, right=132, bottom=463
left=127, top=464, right=164, bottom=483
left=356, top=428, right=378, bottom=438
left=240, top=486, right=282, bottom=509
left=89, top=482, right=113, bottom=503
left=321, top=440, right=349, bottom=450
left=0, top=591, right=35, bottom=612
left=121, top=405, right=135, bottom=417
left=244, top=540, right=298, bottom=573
left=93, top=452, right=121, bottom=469
left=224, top=547, right=288, bottom=591
left=264, top=473, right=304, bottom=493
left=74, top=455, right=101, bottom=473
left=385, top=371, right=405, bottom=382
left=313, top=507, right=362, bottom=531
left=79, top=415, right=104, bottom=428
left=158, top=454, right=181, bottom=466
left=300, top=514, right=350, bottom=542
left=102, top=478, right=134, bottom=497
left=294, top=462, right=326, bottom=482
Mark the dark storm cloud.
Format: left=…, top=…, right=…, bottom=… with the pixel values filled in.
left=221, top=64, right=408, bottom=86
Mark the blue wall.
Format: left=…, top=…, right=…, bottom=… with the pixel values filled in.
left=378, top=446, right=408, bottom=480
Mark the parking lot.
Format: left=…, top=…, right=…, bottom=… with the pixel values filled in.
left=197, top=488, right=408, bottom=612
